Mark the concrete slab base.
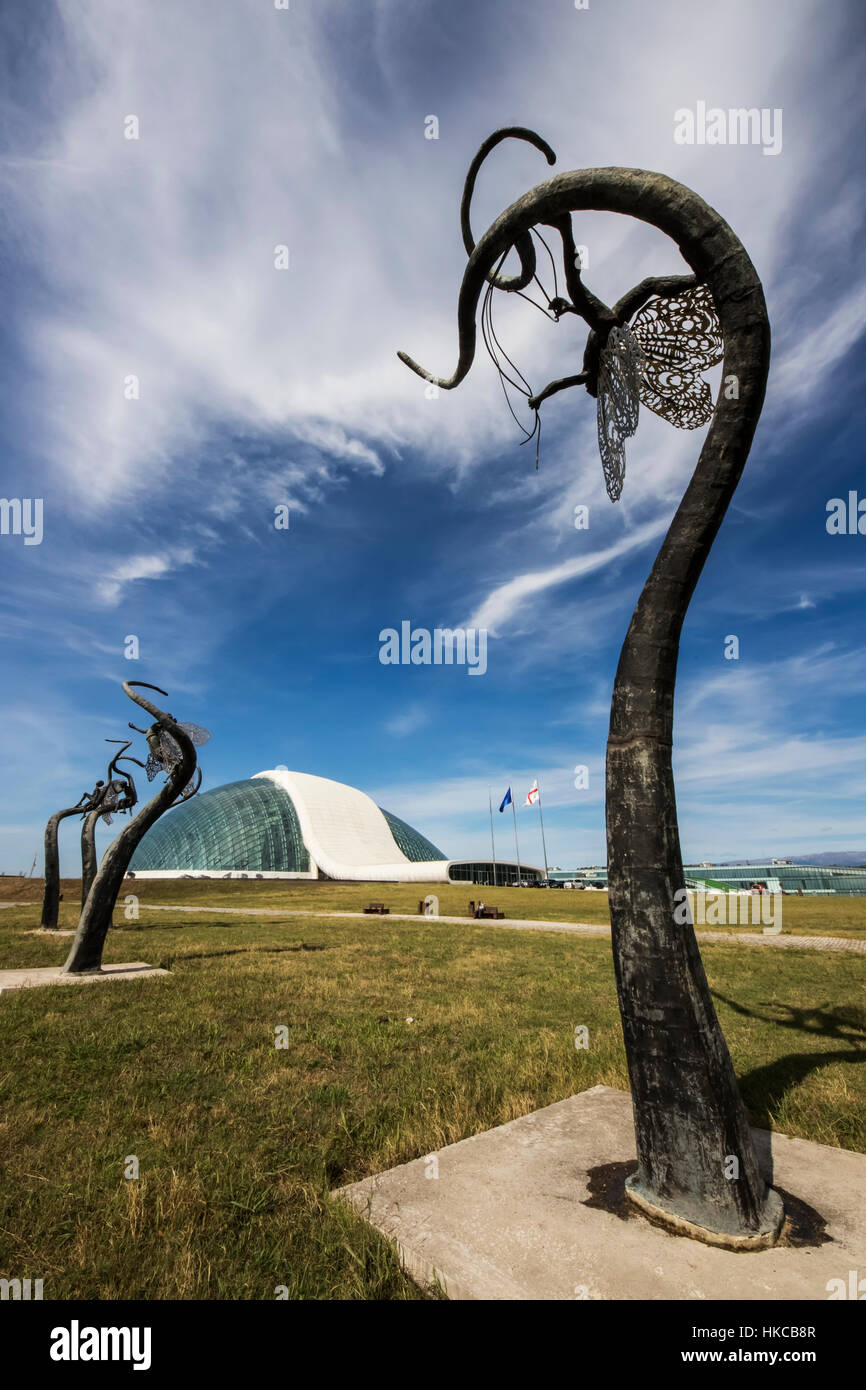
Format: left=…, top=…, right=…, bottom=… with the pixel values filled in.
left=0, top=962, right=169, bottom=992
left=337, top=1085, right=866, bottom=1300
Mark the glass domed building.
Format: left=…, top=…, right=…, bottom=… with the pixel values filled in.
left=128, top=769, right=542, bottom=885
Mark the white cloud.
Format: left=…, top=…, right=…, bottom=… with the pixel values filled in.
left=383, top=703, right=431, bottom=737
left=370, top=641, right=866, bottom=865
left=96, top=548, right=197, bottom=606
left=464, top=518, right=668, bottom=634
left=3, top=0, right=844, bottom=518
left=767, top=281, right=866, bottom=428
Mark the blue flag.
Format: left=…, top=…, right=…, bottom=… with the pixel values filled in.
left=498, top=787, right=512, bottom=812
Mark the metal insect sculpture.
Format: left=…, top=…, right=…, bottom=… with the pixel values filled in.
left=79, top=740, right=144, bottom=910
left=62, top=682, right=207, bottom=975
left=398, top=128, right=781, bottom=1249
left=129, top=717, right=210, bottom=798
left=40, top=777, right=109, bottom=931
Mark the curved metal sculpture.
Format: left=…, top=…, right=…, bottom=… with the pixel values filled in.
left=80, top=740, right=144, bottom=911
left=40, top=779, right=107, bottom=931
left=62, top=683, right=204, bottom=975
left=398, top=129, right=782, bottom=1248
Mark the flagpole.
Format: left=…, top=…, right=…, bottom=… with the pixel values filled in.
left=488, top=787, right=497, bottom=888
left=536, top=781, right=550, bottom=881
left=511, top=789, right=522, bottom=886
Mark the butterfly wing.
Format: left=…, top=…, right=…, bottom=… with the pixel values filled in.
left=179, top=722, right=211, bottom=747
left=597, top=391, right=627, bottom=503
left=630, top=284, right=723, bottom=371
left=639, top=361, right=716, bottom=430
left=596, top=325, right=642, bottom=501
left=631, top=285, right=723, bottom=428
left=598, top=325, right=642, bottom=437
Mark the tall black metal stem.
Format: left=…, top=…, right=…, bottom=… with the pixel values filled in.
left=398, top=144, right=782, bottom=1244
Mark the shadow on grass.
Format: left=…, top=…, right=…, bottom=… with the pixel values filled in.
left=162, top=944, right=327, bottom=966
left=120, top=918, right=300, bottom=932
left=712, top=992, right=866, bottom=1130
left=712, top=994, right=866, bottom=1043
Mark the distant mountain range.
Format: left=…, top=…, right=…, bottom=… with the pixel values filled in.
left=719, top=851, right=866, bottom=868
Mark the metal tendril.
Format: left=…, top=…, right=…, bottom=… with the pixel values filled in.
left=481, top=250, right=543, bottom=468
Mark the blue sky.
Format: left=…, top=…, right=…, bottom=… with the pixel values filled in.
left=1, top=0, right=865, bottom=875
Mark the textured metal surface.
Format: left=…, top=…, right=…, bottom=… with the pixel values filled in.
left=146, top=724, right=209, bottom=796
left=596, top=325, right=643, bottom=501
left=631, top=284, right=724, bottom=429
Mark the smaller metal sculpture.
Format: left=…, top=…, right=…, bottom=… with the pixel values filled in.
left=63, top=682, right=207, bottom=975
left=40, top=778, right=108, bottom=931
left=80, top=741, right=143, bottom=910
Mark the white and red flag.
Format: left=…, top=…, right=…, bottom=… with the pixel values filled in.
left=524, top=780, right=540, bottom=807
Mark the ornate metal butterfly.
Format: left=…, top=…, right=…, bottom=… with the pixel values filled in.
left=596, top=284, right=725, bottom=501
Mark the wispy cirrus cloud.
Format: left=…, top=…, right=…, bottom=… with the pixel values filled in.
left=4, top=0, right=845, bottom=514
left=383, top=703, right=432, bottom=737
left=465, top=518, right=668, bottom=635
left=95, top=549, right=197, bottom=606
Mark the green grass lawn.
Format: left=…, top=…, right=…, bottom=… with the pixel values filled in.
left=4, top=873, right=866, bottom=936
left=1, top=891, right=864, bottom=1300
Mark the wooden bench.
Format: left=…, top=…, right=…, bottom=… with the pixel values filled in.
left=469, top=901, right=505, bottom=920
left=363, top=902, right=390, bottom=915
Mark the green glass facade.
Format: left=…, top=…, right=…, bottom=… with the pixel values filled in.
left=129, top=778, right=310, bottom=874
left=380, top=808, right=445, bottom=862
left=683, top=864, right=866, bottom=896
left=129, top=779, right=448, bottom=875
left=547, top=863, right=866, bottom=895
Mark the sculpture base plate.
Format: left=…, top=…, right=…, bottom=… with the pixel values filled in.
left=624, top=1174, right=785, bottom=1250
left=337, top=1086, right=865, bottom=1300
left=0, top=962, right=169, bottom=991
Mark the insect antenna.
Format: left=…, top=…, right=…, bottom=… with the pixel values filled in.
left=481, top=250, right=543, bottom=467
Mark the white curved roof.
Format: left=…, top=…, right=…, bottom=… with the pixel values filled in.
left=254, top=769, right=451, bottom=882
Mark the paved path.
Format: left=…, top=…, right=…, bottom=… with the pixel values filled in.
left=5, top=900, right=863, bottom=953
left=134, top=904, right=866, bottom=953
